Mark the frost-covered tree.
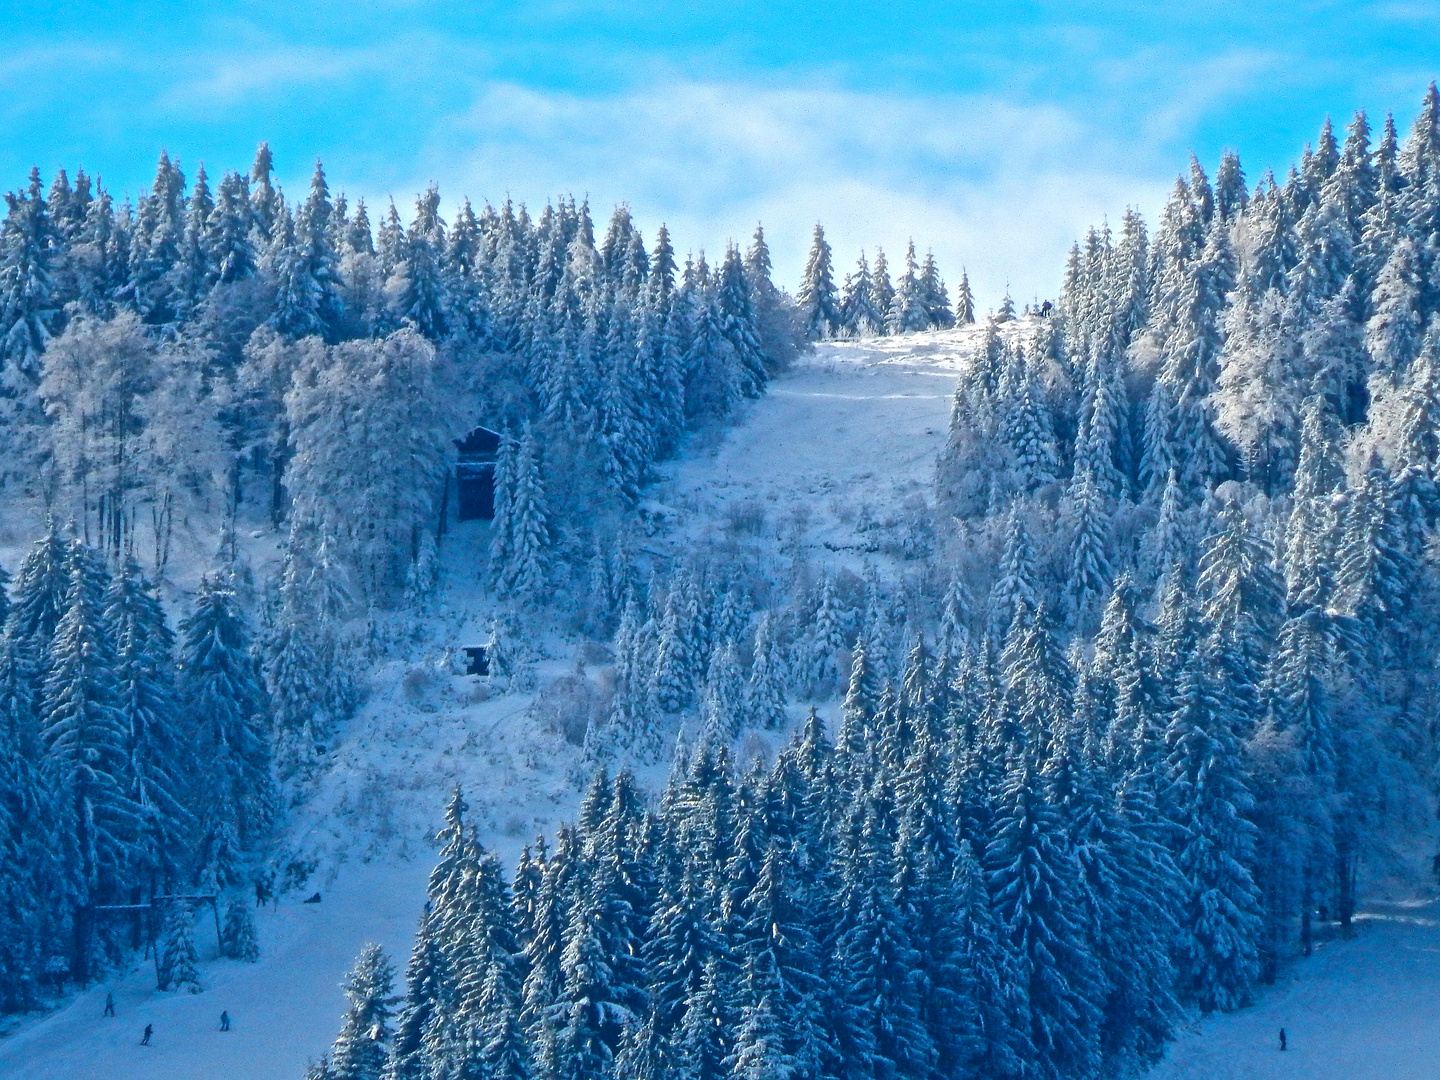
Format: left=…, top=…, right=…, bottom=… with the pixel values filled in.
left=42, top=550, right=132, bottom=979
left=105, top=557, right=191, bottom=890
left=493, top=424, right=550, bottom=602
left=222, top=896, right=261, bottom=961
left=1163, top=643, right=1262, bottom=1012
left=985, top=752, right=1103, bottom=1080
left=0, top=168, right=59, bottom=384
left=330, top=943, right=399, bottom=1080
left=747, top=613, right=787, bottom=730
left=839, top=252, right=883, bottom=337
left=988, top=509, right=1039, bottom=639
left=886, top=241, right=930, bottom=335
left=954, top=268, right=975, bottom=325
left=158, top=901, right=201, bottom=992
left=285, top=328, right=458, bottom=599
left=1065, top=466, right=1112, bottom=631
left=180, top=574, right=271, bottom=848
left=1366, top=237, right=1423, bottom=372
left=797, top=223, right=840, bottom=340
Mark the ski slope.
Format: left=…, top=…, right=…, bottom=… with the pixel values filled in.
left=650, top=323, right=984, bottom=574
left=0, top=326, right=987, bottom=1079
left=4, top=323, right=1439, bottom=1079
left=1150, top=901, right=1440, bottom=1080
left=0, top=864, right=427, bottom=1080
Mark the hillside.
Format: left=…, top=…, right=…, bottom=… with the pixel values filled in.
left=0, top=325, right=988, bottom=1079
left=5, top=310, right=1440, bottom=1080
left=1149, top=901, right=1440, bottom=1080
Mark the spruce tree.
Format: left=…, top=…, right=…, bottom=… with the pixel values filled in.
left=987, top=509, right=1039, bottom=640
left=886, top=241, right=928, bottom=334
left=42, top=551, right=133, bottom=978
left=839, top=251, right=882, bottom=337
left=1163, top=643, right=1263, bottom=1012
left=833, top=802, right=934, bottom=1080
left=1065, top=467, right=1112, bottom=632
left=985, top=752, right=1103, bottom=1080
left=8, top=523, right=71, bottom=686
left=699, top=639, right=746, bottom=745
left=872, top=247, right=894, bottom=330
left=0, top=168, right=58, bottom=380
left=747, top=613, right=787, bottom=730
left=716, top=244, right=767, bottom=397
left=1365, top=236, right=1422, bottom=371
left=387, top=908, right=449, bottom=1080
left=331, top=944, right=399, bottom=1080
left=671, top=957, right=732, bottom=1080
left=393, top=187, right=449, bottom=341
left=206, top=171, right=256, bottom=285
left=797, top=223, right=840, bottom=340
left=158, top=900, right=201, bottom=991
left=495, top=425, right=550, bottom=603
left=221, top=896, right=261, bottom=961
left=918, top=249, right=953, bottom=329
left=105, top=557, right=191, bottom=892
left=954, top=268, right=976, bottom=324
left=180, top=574, right=271, bottom=847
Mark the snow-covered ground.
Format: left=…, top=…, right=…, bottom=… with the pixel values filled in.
left=1150, top=901, right=1440, bottom=1080
left=650, top=323, right=986, bottom=576
left=0, top=325, right=997, bottom=1078
left=0, top=863, right=427, bottom=1080
left=5, top=322, right=1439, bottom=1079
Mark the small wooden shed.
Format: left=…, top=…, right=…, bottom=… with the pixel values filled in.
left=455, top=426, right=501, bottom=520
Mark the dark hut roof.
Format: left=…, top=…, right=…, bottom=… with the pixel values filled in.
left=456, top=426, right=501, bottom=460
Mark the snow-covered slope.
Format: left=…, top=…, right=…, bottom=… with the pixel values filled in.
left=1149, top=901, right=1440, bottom=1080
left=0, top=863, right=426, bottom=1080
left=651, top=323, right=984, bottom=572
left=5, top=322, right=1437, bottom=1080
left=0, top=328, right=985, bottom=1078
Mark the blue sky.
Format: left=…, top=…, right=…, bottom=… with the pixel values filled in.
left=1, top=2, right=1436, bottom=307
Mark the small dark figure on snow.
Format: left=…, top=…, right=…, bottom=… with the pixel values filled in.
left=142, top=1023, right=153, bottom=1046
left=1279, top=1028, right=1287, bottom=1051
left=255, top=873, right=273, bottom=909
left=220, top=1010, right=230, bottom=1031
left=103, top=992, right=115, bottom=1017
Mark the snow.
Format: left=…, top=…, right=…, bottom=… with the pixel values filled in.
left=651, top=323, right=991, bottom=575
left=1150, top=901, right=1440, bottom=1080
left=3, top=327, right=995, bottom=1078
left=0, top=862, right=427, bottom=1080
left=5, top=320, right=1436, bottom=1080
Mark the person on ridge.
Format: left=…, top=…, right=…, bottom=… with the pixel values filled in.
left=103, top=992, right=114, bottom=1017
left=220, top=1010, right=230, bottom=1031
left=141, top=1023, right=153, bottom=1046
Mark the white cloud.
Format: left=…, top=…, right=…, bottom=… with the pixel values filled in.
left=0, top=26, right=1272, bottom=309
left=377, top=79, right=1171, bottom=309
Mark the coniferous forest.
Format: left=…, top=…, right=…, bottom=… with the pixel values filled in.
left=304, top=84, right=1440, bottom=1080
left=0, top=137, right=961, bottom=1011
left=2, top=72, right=1440, bottom=1080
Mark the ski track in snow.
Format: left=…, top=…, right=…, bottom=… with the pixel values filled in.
left=5, top=321, right=1439, bottom=1079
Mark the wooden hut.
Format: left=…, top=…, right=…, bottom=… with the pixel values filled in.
left=455, top=426, right=501, bottom=520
